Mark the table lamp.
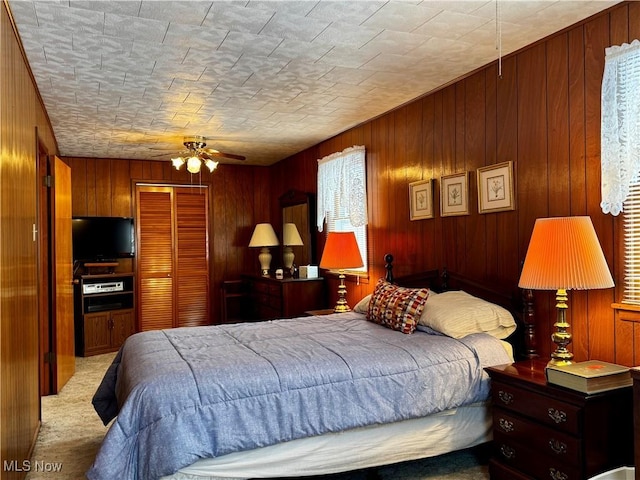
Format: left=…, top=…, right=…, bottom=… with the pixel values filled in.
left=248, top=223, right=279, bottom=276
left=518, top=216, right=614, bottom=366
left=319, top=232, right=363, bottom=312
left=282, top=223, right=303, bottom=272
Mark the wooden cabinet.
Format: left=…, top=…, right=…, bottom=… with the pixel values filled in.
left=74, top=273, right=136, bottom=356
left=486, top=360, right=633, bottom=480
left=242, top=274, right=325, bottom=320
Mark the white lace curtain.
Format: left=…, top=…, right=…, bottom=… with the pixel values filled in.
left=601, top=39, right=640, bottom=216
left=317, top=145, right=367, bottom=232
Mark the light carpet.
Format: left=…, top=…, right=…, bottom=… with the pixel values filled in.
left=25, top=353, right=490, bottom=480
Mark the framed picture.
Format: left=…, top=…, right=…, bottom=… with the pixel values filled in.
left=440, top=172, right=469, bottom=217
left=477, top=161, right=515, bottom=214
left=409, top=179, right=434, bottom=220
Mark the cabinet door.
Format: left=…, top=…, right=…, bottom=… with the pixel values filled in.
left=84, top=312, right=111, bottom=355
left=137, top=187, right=175, bottom=331
left=111, top=310, right=135, bottom=348
left=175, top=188, right=210, bottom=327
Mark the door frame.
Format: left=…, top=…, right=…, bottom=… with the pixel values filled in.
left=36, top=139, right=52, bottom=396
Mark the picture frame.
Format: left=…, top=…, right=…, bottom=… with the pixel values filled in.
left=440, top=172, right=469, bottom=217
left=477, top=161, right=515, bottom=214
left=409, top=179, right=434, bottom=220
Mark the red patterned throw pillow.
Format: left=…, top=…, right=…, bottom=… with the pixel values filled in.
left=366, top=279, right=429, bottom=334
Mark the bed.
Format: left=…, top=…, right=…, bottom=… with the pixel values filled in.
left=88, top=257, right=537, bottom=480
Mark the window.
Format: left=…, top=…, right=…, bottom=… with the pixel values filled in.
left=623, top=179, right=640, bottom=304
left=317, top=146, right=368, bottom=272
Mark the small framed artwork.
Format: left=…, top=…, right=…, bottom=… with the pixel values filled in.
left=477, top=161, right=515, bottom=214
left=409, top=179, right=434, bottom=221
left=440, top=172, right=469, bottom=217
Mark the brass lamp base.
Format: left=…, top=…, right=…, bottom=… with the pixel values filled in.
left=332, top=271, right=351, bottom=313
left=547, top=288, right=574, bottom=368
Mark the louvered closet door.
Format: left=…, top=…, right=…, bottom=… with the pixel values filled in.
left=137, top=187, right=175, bottom=331
left=175, top=188, right=209, bottom=327
left=136, top=185, right=211, bottom=331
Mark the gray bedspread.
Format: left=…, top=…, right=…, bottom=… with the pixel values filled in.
left=88, top=313, right=511, bottom=480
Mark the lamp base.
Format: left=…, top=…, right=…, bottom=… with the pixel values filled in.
left=258, top=247, right=272, bottom=277
left=547, top=288, right=573, bottom=368
left=332, top=271, right=351, bottom=313
left=283, top=247, right=295, bottom=272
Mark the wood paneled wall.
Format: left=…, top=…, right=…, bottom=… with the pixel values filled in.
left=64, top=156, right=271, bottom=324
left=1, top=1, right=58, bottom=478
left=270, top=2, right=640, bottom=364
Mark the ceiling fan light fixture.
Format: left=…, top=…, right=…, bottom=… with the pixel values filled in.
left=172, top=157, right=185, bottom=170
left=205, top=159, right=219, bottom=173
left=186, top=156, right=202, bottom=174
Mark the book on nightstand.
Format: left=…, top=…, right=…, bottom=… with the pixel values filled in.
left=545, top=360, right=632, bottom=394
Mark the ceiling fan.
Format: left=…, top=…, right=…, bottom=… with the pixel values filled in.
left=165, top=136, right=246, bottom=174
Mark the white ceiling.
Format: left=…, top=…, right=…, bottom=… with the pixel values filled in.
left=8, top=0, right=620, bottom=166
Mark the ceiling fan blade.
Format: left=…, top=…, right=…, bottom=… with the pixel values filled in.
left=201, top=150, right=246, bottom=161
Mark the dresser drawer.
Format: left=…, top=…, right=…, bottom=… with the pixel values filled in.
left=492, top=381, right=581, bottom=434
left=251, top=281, right=270, bottom=295
left=493, top=407, right=581, bottom=465
left=493, top=435, right=581, bottom=480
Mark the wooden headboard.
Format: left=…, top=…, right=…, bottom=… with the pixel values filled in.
left=383, top=254, right=537, bottom=360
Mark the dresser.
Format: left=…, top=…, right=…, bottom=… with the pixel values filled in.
left=485, top=360, right=633, bottom=480
left=242, top=274, right=325, bottom=320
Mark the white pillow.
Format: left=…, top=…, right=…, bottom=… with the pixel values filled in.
left=354, top=289, right=438, bottom=314
left=418, top=290, right=516, bottom=339
left=353, top=294, right=371, bottom=314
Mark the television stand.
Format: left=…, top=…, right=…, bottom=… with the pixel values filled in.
left=74, top=272, right=135, bottom=356
left=83, top=262, right=119, bottom=275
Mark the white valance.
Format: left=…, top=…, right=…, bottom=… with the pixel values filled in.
left=601, top=39, right=640, bottom=216
left=317, top=145, right=367, bottom=232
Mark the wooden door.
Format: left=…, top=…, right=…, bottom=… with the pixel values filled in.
left=52, top=156, right=74, bottom=391
left=175, top=188, right=210, bottom=327
left=136, top=186, right=175, bottom=331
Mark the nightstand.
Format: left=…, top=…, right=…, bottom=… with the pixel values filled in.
left=485, top=360, right=633, bottom=480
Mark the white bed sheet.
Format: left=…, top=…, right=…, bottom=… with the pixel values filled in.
left=162, top=402, right=491, bottom=480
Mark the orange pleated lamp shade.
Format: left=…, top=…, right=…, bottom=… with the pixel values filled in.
left=518, top=216, right=614, bottom=291
left=319, top=232, right=363, bottom=270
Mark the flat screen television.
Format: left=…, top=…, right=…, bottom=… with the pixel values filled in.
left=72, top=216, right=135, bottom=262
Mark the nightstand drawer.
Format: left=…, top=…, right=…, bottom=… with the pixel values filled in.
left=493, top=408, right=581, bottom=464
left=492, top=381, right=581, bottom=434
left=493, top=435, right=580, bottom=480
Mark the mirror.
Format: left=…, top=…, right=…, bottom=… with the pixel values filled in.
left=280, top=189, right=313, bottom=268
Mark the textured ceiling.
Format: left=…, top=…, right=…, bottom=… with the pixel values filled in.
left=8, top=0, right=620, bottom=166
